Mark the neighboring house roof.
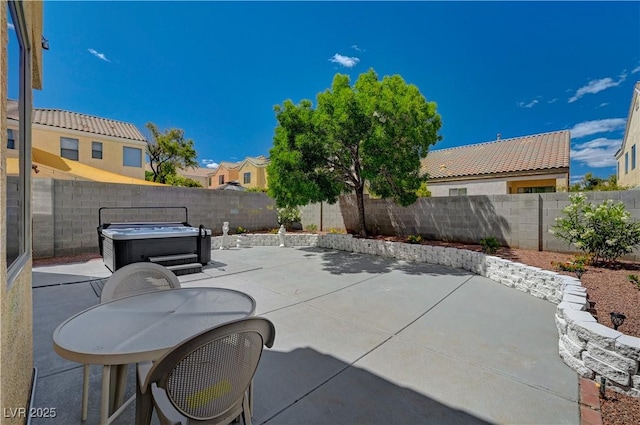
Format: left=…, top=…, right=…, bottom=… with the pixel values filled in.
left=180, top=167, right=215, bottom=178
left=7, top=99, right=146, bottom=142
left=615, top=81, right=640, bottom=159
left=213, top=181, right=246, bottom=191
left=239, top=155, right=270, bottom=168
left=217, top=161, right=242, bottom=170
left=6, top=147, right=163, bottom=186
left=422, top=130, right=570, bottom=180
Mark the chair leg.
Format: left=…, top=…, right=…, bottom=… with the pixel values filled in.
left=82, top=364, right=90, bottom=421
left=241, top=395, right=252, bottom=425
left=248, top=379, right=253, bottom=416
left=113, top=364, right=129, bottom=412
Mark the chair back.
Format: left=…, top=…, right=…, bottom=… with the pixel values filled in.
left=144, top=317, right=275, bottom=421
left=100, top=262, right=180, bottom=303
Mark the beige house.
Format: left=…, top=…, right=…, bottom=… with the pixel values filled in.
left=615, top=81, right=640, bottom=187
left=1, top=1, right=43, bottom=420
left=422, top=130, right=570, bottom=196
left=208, top=160, right=240, bottom=188
left=237, top=155, right=269, bottom=190
left=178, top=166, right=213, bottom=187
left=7, top=99, right=147, bottom=180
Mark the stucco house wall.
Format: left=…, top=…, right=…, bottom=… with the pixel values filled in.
left=616, top=82, right=640, bottom=188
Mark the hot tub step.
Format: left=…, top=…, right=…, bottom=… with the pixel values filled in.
left=149, top=253, right=198, bottom=267
left=166, top=262, right=203, bottom=276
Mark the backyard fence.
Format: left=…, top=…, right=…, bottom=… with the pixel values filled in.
left=8, top=177, right=640, bottom=260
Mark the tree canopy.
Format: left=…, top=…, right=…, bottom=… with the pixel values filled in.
left=267, top=68, right=442, bottom=236
left=569, top=173, right=627, bottom=192
left=145, top=122, right=199, bottom=185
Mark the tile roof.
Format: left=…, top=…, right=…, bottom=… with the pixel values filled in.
left=242, top=155, right=270, bottom=167
left=421, top=130, right=570, bottom=180
left=7, top=99, right=146, bottom=142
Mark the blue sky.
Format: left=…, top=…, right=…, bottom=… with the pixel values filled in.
left=8, top=1, right=640, bottom=182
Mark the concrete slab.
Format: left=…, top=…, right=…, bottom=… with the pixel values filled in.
left=30, top=246, right=579, bottom=425
left=397, top=275, right=578, bottom=400
left=33, top=259, right=111, bottom=287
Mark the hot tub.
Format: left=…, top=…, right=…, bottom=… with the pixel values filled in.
left=97, top=207, right=211, bottom=272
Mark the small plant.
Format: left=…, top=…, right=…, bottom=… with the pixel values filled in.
left=407, top=234, right=423, bottom=244
left=480, top=236, right=500, bottom=254
left=551, top=255, right=588, bottom=279
left=627, top=274, right=640, bottom=290
left=269, top=228, right=279, bottom=234
left=235, top=226, right=247, bottom=234
left=305, top=223, right=318, bottom=233
left=328, top=227, right=345, bottom=234
left=551, top=193, right=640, bottom=264
left=277, top=206, right=301, bottom=229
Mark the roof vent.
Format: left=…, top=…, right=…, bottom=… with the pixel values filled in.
left=497, top=133, right=501, bottom=140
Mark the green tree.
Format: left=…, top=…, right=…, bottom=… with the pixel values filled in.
left=145, top=122, right=198, bottom=184
left=569, top=173, right=627, bottom=192
left=416, top=182, right=432, bottom=197
left=267, top=69, right=442, bottom=236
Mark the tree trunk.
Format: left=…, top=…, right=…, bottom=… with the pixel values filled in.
left=355, top=187, right=367, bottom=237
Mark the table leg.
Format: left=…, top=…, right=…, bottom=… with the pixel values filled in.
left=112, top=364, right=128, bottom=412
left=82, top=364, right=90, bottom=421
left=101, top=365, right=111, bottom=425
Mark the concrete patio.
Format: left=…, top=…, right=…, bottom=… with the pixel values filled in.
left=31, top=246, right=579, bottom=424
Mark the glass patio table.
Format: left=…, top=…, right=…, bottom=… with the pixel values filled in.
left=53, top=287, right=256, bottom=425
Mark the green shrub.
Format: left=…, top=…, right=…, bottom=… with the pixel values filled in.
left=551, top=193, right=640, bottom=264
left=480, top=236, right=500, bottom=254
left=328, top=227, right=344, bottom=234
left=407, top=234, right=423, bottom=244
left=235, top=226, right=247, bottom=234
left=277, top=207, right=301, bottom=228
left=551, top=256, right=588, bottom=279
left=305, top=223, right=318, bottom=233
left=269, top=228, right=279, bottom=234
left=627, top=274, right=640, bottom=290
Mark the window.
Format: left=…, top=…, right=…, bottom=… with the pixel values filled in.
left=448, top=188, right=467, bottom=196
left=243, top=172, right=251, bottom=184
left=219, top=175, right=225, bottom=185
left=625, top=152, right=629, bottom=174
left=632, top=145, right=636, bottom=170
left=618, top=161, right=620, bottom=180
left=60, top=137, right=79, bottom=160
left=6, top=1, right=34, bottom=279
left=7, top=128, right=16, bottom=149
left=517, top=186, right=555, bottom=194
left=208, top=177, right=212, bottom=186
left=123, top=146, right=142, bottom=167
left=92, top=141, right=103, bottom=159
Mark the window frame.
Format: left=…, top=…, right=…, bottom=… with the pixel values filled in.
left=448, top=188, right=467, bottom=196
left=632, top=145, right=636, bottom=171
left=123, top=146, right=142, bottom=167
left=7, top=128, right=16, bottom=149
left=60, top=137, right=79, bottom=161
left=92, top=141, right=103, bottom=159
left=243, top=172, right=251, bottom=184
left=219, top=175, right=225, bottom=185
left=625, top=152, right=629, bottom=174
left=6, top=0, right=33, bottom=285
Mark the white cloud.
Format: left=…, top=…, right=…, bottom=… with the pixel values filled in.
left=570, top=138, right=621, bottom=168
left=7, top=22, right=14, bottom=30
left=569, top=118, right=626, bottom=138
left=548, top=98, right=558, bottom=104
left=329, top=53, right=360, bottom=68
left=632, top=65, right=640, bottom=74
left=351, top=45, right=364, bottom=52
left=518, top=98, right=539, bottom=108
left=201, top=159, right=219, bottom=169
left=599, top=102, right=609, bottom=108
left=87, top=48, right=110, bottom=62
left=568, top=74, right=626, bottom=103
left=570, top=174, right=585, bottom=183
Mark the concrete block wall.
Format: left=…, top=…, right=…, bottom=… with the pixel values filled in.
left=300, top=191, right=640, bottom=260
left=23, top=179, right=278, bottom=258
left=299, top=201, right=346, bottom=232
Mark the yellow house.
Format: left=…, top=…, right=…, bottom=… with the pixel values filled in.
left=422, top=130, right=570, bottom=196
left=1, top=1, right=43, bottom=420
left=615, top=81, right=640, bottom=188
left=208, top=160, right=240, bottom=188
left=237, top=155, right=269, bottom=190
left=7, top=99, right=147, bottom=180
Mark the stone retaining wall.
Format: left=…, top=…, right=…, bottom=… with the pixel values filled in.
left=226, top=232, right=640, bottom=396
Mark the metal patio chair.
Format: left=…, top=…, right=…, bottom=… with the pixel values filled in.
left=135, top=317, right=276, bottom=425
left=81, top=262, right=181, bottom=421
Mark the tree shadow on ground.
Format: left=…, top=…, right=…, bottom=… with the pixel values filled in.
left=297, top=247, right=472, bottom=277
